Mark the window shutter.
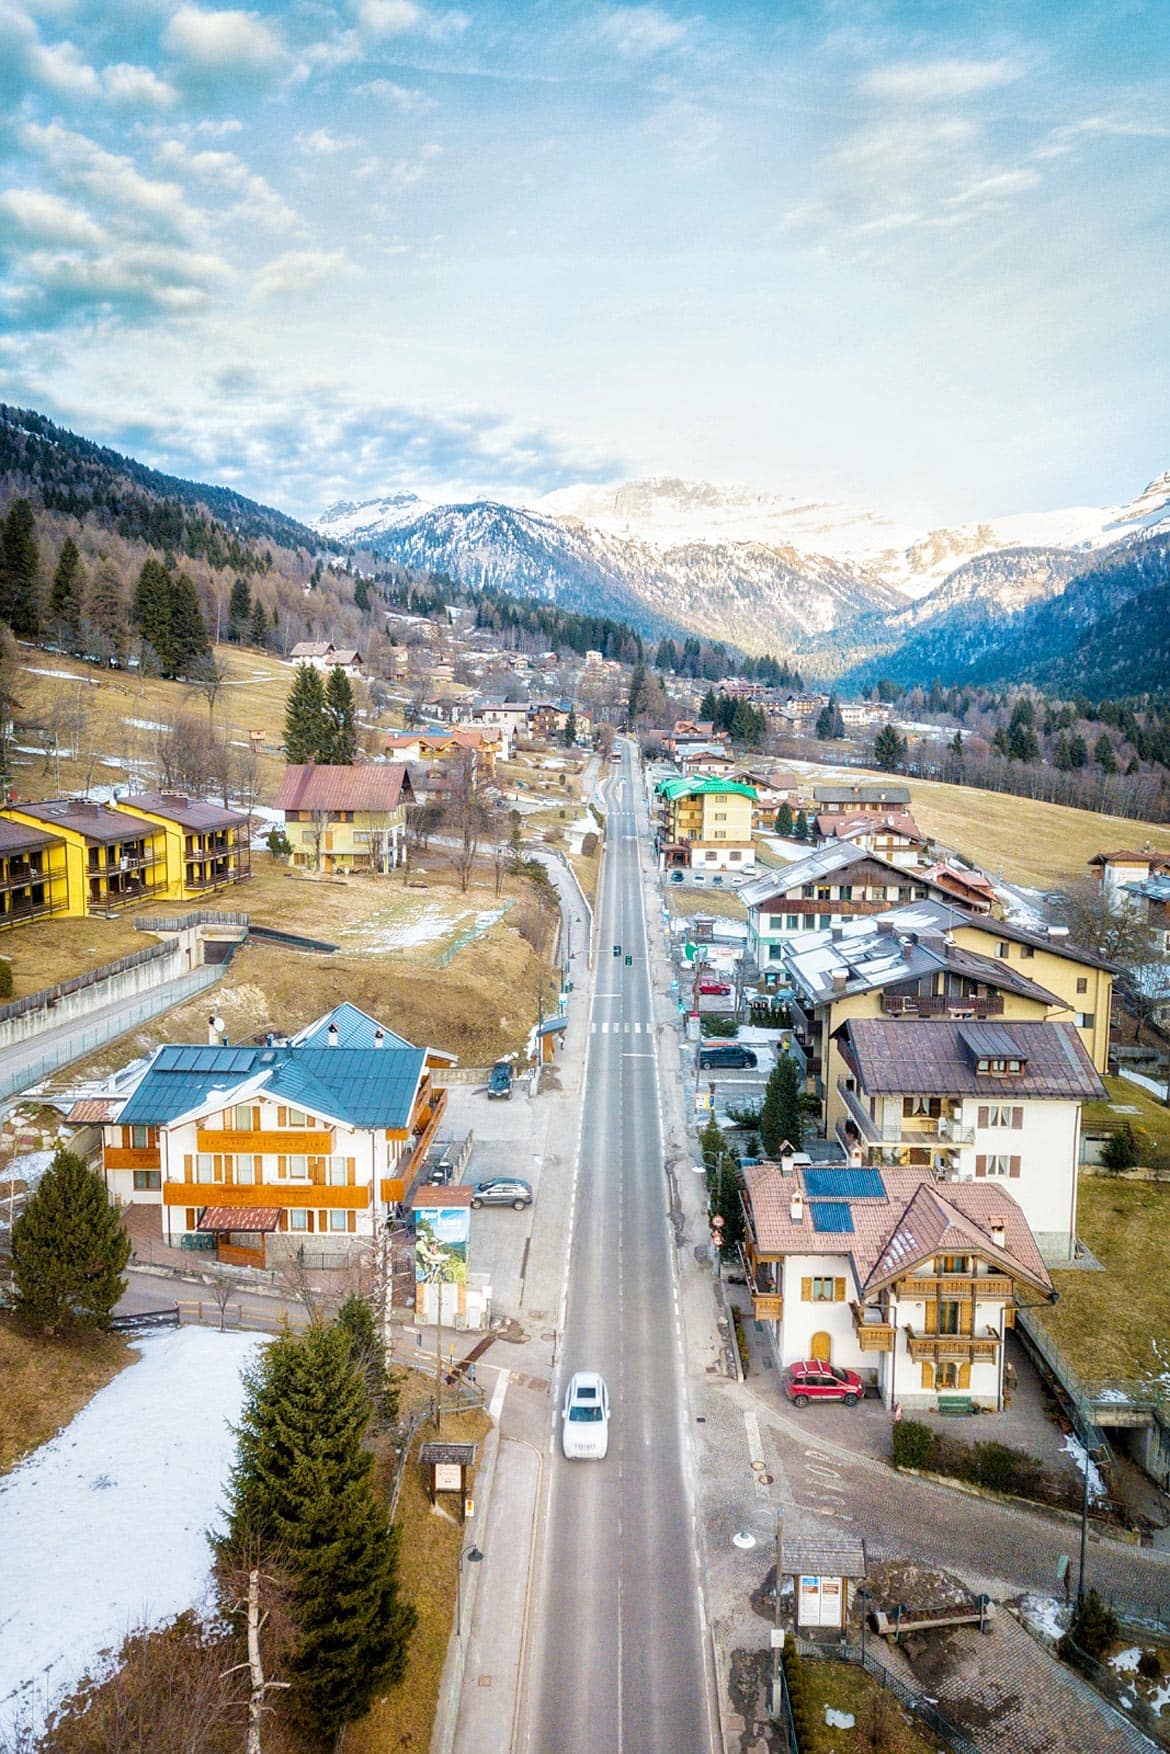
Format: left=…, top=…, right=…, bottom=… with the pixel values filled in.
left=348, top=1156, right=355, bottom=1184
left=924, top=1303, right=937, bottom=1334
left=306, top=1212, right=314, bottom=1232
left=278, top=1155, right=286, bottom=1178
left=975, top=1155, right=987, bottom=1177
left=1009, top=1155, right=1021, bottom=1178
left=277, top=1107, right=287, bottom=1127
left=186, top=1207, right=195, bottom=1230
left=801, top=1277, right=812, bottom=1302
left=977, top=1106, right=988, bottom=1129
left=834, top=1278, right=846, bottom=1302
left=184, top=1154, right=192, bottom=1178
left=348, top=1211, right=356, bottom=1232
left=311, top=1158, right=324, bottom=1186
left=958, top=1362, right=971, bottom=1391
left=961, top=1301, right=973, bottom=1335
left=1011, top=1107, right=1023, bottom=1130
left=921, top=1362, right=933, bottom=1389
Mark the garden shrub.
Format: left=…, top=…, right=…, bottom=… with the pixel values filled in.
left=1138, top=1650, right=1162, bottom=1681
left=701, top=1015, right=738, bottom=1037
left=1058, top=1589, right=1120, bottom=1668
left=892, top=1419, right=937, bottom=1471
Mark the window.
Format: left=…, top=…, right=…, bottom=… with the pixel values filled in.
left=328, top=1209, right=348, bottom=1232
left=329, top=1156, right=348, bottom=1187
left=1076, top=977, right=1088, bottom=995
left=810, top=1277, right=836, bottom=1301
left=1076, top=1012, right=1095, bottom=1030
left=769, top=914, right=784, bottom=930
left=768, top=944, right=784, bottom=961
left=986, top=1105, right=1012, bottom=1128
left=1020, top=944, right=1034, bottom=959
left=131, top=1124, right=149, bottom=1150
left=787, top=914, right=800, bottom=931
left=997, top=941, right=1010, bottom=959
left=985, top=1155, right=1010, bottom=1177
left=940, top=1255, right=969, bottom=1275
left=235, top=1103, right=253, bottom=1131
left=289, top=1209, right=309, bottom=1232
left=938, top=1301, right=961, bottom=1335
left=289, top=1155, right=308, bottom=1181
left=287, top=1108, right=307, bottom=1127
left=936, top=1361, right=959, bottom=1389
left=132, top=1169, right=161, bottom=1190
left=196, top=1154, right=215, bottom=1183
left=729, top=849, right=741, bottom=861
left=236, top=1155, right=255, bottom=1186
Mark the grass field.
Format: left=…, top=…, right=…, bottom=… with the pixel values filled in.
left=1035, top=1176, right=1170, bottom=1392
left=1082, top=1075, right=1170, bottom=1164
left=351, top=1375, right=492, bottom=1754
left=825, top=763, right=1170, bottom=891
left=794, top=1658, right=939, bottom=1754
left=0, top=1316, right=132, bottom=1474
left=665, top=887, right=748, bottom=922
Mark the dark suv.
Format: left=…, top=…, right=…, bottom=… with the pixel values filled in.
left=698, top=1044, right=758, bottom=1070
left=487, top=1061, right=513, bottom=1099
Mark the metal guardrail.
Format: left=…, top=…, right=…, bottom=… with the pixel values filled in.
left=110, top=1305, right=180, bottom=1332
left=133, top=909, right=249, bottom=933
left=0, top=939, right=174, bottom=1026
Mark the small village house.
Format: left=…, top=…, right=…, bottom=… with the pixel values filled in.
left=0, top=799, right=169, bottom=915
left=114, top=793, right=251, bottom=897
left=273, top=762, right=414, bottom=872
left=656, top=775, right=757, bottom=873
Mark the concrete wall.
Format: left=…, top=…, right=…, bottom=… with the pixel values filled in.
left=0, top=940, right=184, bottom=1053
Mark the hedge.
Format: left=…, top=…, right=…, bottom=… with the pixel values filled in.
left=893, top=1418, right=1082, bottom=1511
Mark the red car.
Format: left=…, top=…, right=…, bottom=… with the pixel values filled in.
left=783, top=1361, right=863, bottom=1408
left=697, top=979, right=732, bottom=996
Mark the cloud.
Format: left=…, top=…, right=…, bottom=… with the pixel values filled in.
left=103, top=63, right=179, bottom=109
left=356, top=0, right=422, bottom=33
left=250, top=247, right=352, bottom=301
left=596, top=5, right=692, bottom=59
left=155, top=138, right=302, bottom=232
left=861, top=58, right=1022, bottom=104
left=0, top=187, right=107, bottom=248
left=297, top=128, right=357, bottom=155
left=23, top=121, right=189, bottom=227
left=25, top=36, right=101, bottom=99
left=163, top=5, right=284, bottom=81
left=355, top=78, right=436, bottom=111
left=8, top=240, right=232, bottom=323
left=643, top=93, right=720, bottom=161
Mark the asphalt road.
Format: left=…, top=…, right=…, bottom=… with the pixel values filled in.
left=522, top=745, right=718, bottom=1754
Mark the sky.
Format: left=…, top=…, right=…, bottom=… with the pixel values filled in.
left=0, top=0, right=1168, bottom=526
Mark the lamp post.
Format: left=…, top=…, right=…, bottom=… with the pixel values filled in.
left=456, top=1544, right=484, bottom=1638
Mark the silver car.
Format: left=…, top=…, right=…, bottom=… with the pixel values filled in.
left=470, top=1177, right=532, bottom=1210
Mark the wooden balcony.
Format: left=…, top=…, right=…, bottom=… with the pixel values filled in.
left=851, top=1305, right=895, bottom=1352
left=881, top=993, right=1004, bottom=1019
left=906, top=1331, right=1000, bottom=1364
left=899, top=1274, right=1013, bottom=1300
left=163, top=1183, right=369, bottom=1210
left=196, top=1127, right=333, bottom=1155
left=105, top=1147, right=161, bottom=1171
left=752, top=1292, right=784, bottom=1322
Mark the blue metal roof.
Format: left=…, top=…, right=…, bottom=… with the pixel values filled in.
left=292, top=1002, right=412, bottom=1051
left=117, top=1041, right=425, bottom=1129
left=810, top=1201, right=855, bottom=1233
left=805, top=1168, right=885, bottom=1201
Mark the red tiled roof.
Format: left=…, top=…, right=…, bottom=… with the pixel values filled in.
left=67, top=1097, right=122, bottom=1122
left=273, top=764, right=410, bottom=813
left=818, top=811, right=923, bottom=840
left=197, top=1206, right=282, bottom=1232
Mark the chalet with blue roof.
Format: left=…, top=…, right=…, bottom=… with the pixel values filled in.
left=91, top=1005, right=454, bottom=1265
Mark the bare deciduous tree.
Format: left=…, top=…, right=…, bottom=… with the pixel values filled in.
left=445, top=747, right=490, bottom=893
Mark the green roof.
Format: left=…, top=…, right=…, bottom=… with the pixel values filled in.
left=656, top=776, right=757, bottom=802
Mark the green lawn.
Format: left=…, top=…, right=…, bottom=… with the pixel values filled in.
left=1082, top=1075, right=1170, bottom=1166
left=794, top=1659, right=940, bottom=1754
left=1036, top=1175, right=1170, bottom=1393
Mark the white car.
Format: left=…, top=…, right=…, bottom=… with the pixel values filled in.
left=561, top=1370, right=610, bottom=1460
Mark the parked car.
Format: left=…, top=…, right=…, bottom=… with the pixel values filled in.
left=470, top=1177, right=532, bottom=1210
left=487, top=1061, right=513, bottom=1099
left=783, top=1362, right=863, bottom=1408
left=561, top=1370, right=611, bottom=1459
left=697, top=978, right=732, bottom=996
left=698, top=1044, right=758, bottom=1070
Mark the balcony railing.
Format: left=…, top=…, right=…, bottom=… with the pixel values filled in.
left=837, top=1078, right=881, bottom=1143
left=881, top=993, right=1004, bottom=1019
left=851, top=1305, right=895, bottom=1352
left=937, top=1114, right=975, bottom=1145
left=752, top=1291, right=784, bottom=1322
left=898, top=1274, right=1013, bottom=1300
left=906, top=1331, right=1000, bottom=1364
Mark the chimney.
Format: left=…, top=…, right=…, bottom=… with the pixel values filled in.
left=373, top=1028, right=385, bottom=1049
left=789, top=1187, right=804, bottom=1224
left=832, top=972, right=848, bottom=993
left=327, top=1022, right=339, bottom=1047
left=208, top=1014, right=224, bottom=1045
left=990, top=1218, right=1006, bottom=1250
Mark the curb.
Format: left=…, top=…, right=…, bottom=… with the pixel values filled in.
left=431, top=1417, right=502, bottom=1754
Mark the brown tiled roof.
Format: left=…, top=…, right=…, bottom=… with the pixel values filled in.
left=197, top=1206, right=282, bottom=1232
left=913, top=900, right=1117, bottom=973
left=409, top=1184, right=472, bottom=1209
left=273, top=763, right=410, bottom=813
left=0, top=816, right=60, bottom=855
left=120, top=792, right=248, bottom=831
left=290, top=641, right=333, bottom=658
left=741, top=1161, right=1052, bottom=1297
left=817, top=811, right=923, bottom=840
left=839, top=1017, right=1106, bottom=1100
left=12, top=800, right=163, bottom=845
left=67, top=1097, right=123, bottom=1122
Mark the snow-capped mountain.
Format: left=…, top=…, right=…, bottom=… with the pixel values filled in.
left=312, top=470, right=1170, bottom=659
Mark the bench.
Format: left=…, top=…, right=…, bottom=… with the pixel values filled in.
left=938, top=1395, right=975, bottom=1417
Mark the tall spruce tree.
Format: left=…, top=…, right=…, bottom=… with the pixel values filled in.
left=11, top=1148, right=131, bottom=1333
left=284, top=662, right=328, bottom=762
left=168, top=570, right=211, bottom=675
left=1, top=498, right=42, bottom=638
left=773, top=1051, right=804, bottom=1152
left=132, top=557, right=173, bottom=670
left=710, top=1153, right=745, bottom=1259
left=249, top=595, right=268, bottom=647
left=51, top=537, right=85, bottom=649
left=219, top=1321, right=416, bottom=1738
left=228, top=576, right=251, bottom=640
left=323, top=665, right=358, bottom=764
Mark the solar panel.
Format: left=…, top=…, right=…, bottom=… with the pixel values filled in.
left=810, top=1201, right=855, bottom=1233
left=805, top=1168, right=884, bottom=1200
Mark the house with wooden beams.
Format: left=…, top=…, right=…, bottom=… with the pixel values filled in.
left=0, top=799, right=168, bottom=915
left=88, top=1003, right=454, bottom=1265
left=740, top=1156, right=1054, bottom=1411
left=813, top=783, right=911, bottom=816
left=833, top=1016, right=1105, bottom=1259
left=273, top=762, right=414, bottom=872
left=783, top=908, right=1080, bottom=1133
left=655, top=774, right=757, bottom=873
left=742, top=843, right=954, bottom=967
left=814, top=810, right=929, bottom=869
left=0, top=816, right=69, bottom=930
left=114, top=792, right=251, bottom=897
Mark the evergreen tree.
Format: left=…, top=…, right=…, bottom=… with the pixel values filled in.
left=700, top=1111, right=723, bottom=1183
left=698, top=687, right=719, bottom=721
left=1, top=498, right=42, bottom=637
left=762, top=1051, right=803, bottom=1153
left=284, top=663, right=328, bottom=762
left=1095, top=732, right=1118, bottom=774
left=793, top=808, right=809, bottom=842
left=249, top=596, right=268, bottom=647
left=337, top=1293, right=399, bottom=1424
left=353, top=577, right=371, bottom=613
left=710, top=1154, right=745, bottom=1260
left=11, top=1147, right=131, bottom=1333
left=562, top=706, right=578, bottom=747
left=50, top=537, right=85, bottom=648
left=627, top=662, right=652, bottom=722
left=323, top=665, right=358, bottom=764
left=774, top=801, right=794, bottom=838
left=168, top=570, right=211, bottom=675
left=85, top=557, right=128, bottom=664
left=132, top=557, right=174, bottom=668
left=1100, top=1122, right=1140, bottom=1175
left=228, top=576, right=251, bottom=640
left=218, top=1321, right=416, bottom=1738
left=815, top=696, right=845, bottom=740
left=873, top=724, right=906, bottom=772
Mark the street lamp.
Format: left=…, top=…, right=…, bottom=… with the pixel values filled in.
left=455, top=1544, right=484, bottom=1638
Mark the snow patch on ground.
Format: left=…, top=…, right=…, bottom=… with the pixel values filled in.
left=1018, top=1593, right=1069, bottom=1641
left=1111, top=1648, right=1142, bottom=1672
left=126, top=718, right=167, bottom=733
left=0, top=1327, right=264, bottom=1737
left=758, top=835, right=808, bottom=862
left=22, top=668, right=100, bottom=684
left=1061, top=1433, right=1108, bottom=1503
left=337, top=902, right=468, bottom=953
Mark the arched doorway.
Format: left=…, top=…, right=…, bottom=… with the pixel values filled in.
left=810, top=1330, right=832, bottom=1363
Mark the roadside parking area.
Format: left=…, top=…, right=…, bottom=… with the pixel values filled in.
left=436, top=1079, right=548, bottom=1318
